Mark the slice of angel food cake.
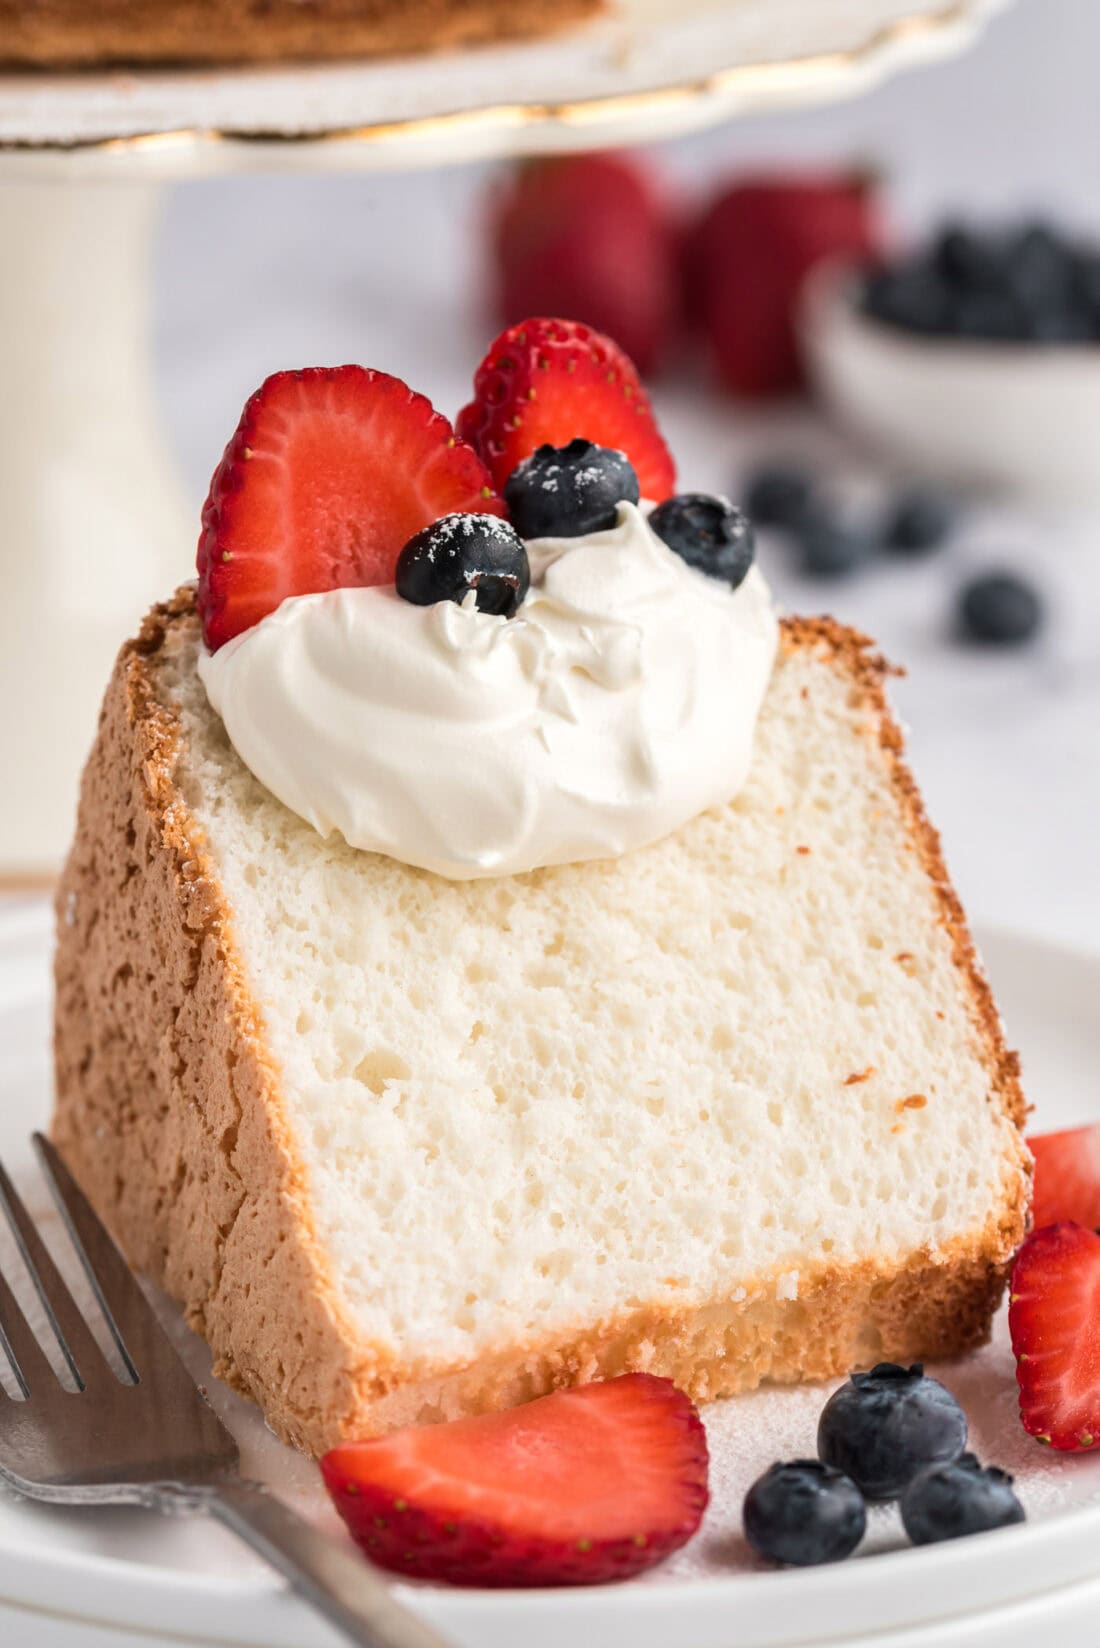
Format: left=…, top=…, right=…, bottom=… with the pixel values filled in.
left=54, top=318, right=1029, bottom=1458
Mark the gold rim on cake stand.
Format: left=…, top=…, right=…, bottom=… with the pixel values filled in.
left=0, top=0, right=1004, bottom=160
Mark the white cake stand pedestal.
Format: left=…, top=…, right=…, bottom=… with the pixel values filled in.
left=0, top=176, right=192, bottom=877
left=0, top=0, right=1009, bottom=879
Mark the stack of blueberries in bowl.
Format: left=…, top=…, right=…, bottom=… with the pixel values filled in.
left=862, top=222, right=1100, bottom=346
left=801, top=218, right=1100, bottom=504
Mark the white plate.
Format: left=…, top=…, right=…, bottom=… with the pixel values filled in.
left=0, top=0, right=1009, bottom=173
left=1, top=897, right=1099, bottom=1648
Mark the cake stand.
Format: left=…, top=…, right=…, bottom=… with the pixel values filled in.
left=0, top=0, right=1011, bottom=878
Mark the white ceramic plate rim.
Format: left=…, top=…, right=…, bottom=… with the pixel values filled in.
left=4, top=1494, right=1100, bottom=1648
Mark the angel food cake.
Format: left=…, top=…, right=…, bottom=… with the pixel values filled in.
left=0, top=0, right=601, bottom=67
left=53, top=319, right=1030, bottom=1457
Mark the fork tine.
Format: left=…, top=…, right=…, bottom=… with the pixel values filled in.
left=0, top=1155, right=114, bottom=1390
left=0, top=1263, right=58, bottom=1397
left=32, top=1134, right=165, bottom=1382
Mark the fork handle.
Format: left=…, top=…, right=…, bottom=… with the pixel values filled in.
left=207, top=1479, right=454, bottom=1648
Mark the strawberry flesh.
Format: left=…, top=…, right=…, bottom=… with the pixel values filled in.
left=321, top=1373, right=709, bottom=1587
left=456, top=317, right=676, bottom=501
left=1009, top=1222, right=1100, bottom=1452
left=197, top=366, right=503, bottom=651
left=1029, top=1123, right=1100, bottom=1231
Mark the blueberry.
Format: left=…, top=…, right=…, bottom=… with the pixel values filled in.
left=743, top=463, right=815, bottom=529
left=933, top=224, right=1006, bottom=293
left=1021, top=305, right=1095, bottom=344
left=1006, top=222, right=1075, bottom=315
left=396, top=513, right=530, bottom=618
left=951, top=289, right=1027, bottom=342
left=958, top=571, right=1043, bottom=645
left=796, top=511, right=873, bottom=579
left=901, top=1453, right=1025, bottom=1545
left=817, top=1363, right=967, bottom=1500
left=862, top=264, right=953, bottom=337
left=883, top=487, right=956, bottom=557
left=1071, top=250, right=1100, bottom=330
left=503, top=439, right=639, bottom=540
left=649, top=494, right=755, bottom=590
left=743, top=1460, right=866, bottom=1567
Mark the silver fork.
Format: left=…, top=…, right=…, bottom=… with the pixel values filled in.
left=0, top=1133, right=451, bottom=1648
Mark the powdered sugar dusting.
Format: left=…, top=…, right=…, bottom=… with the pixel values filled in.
left=413, top=511, right=518, bottom=563
left=651, top=1307, right=1100, bottom=1584
left=510, top=444, right=630, bottom=499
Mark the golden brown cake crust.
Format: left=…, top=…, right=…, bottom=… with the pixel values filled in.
left=779, top=615, right=1028, bottom=1140
left=51, top=589, right=373, bottom=1450
left=0, top=0, right=601, bottom=69
left=52, top=593, right=1030, bottom=1457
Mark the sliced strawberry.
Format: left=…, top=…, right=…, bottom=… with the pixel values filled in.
left=456, top=318, right=676, bottom=500
left=1029, top=1124, right=1100, bottom=1231
left=321, top=1373, right=708, bottom=1587
left=1009, top=1223, right=1100, bottom=1452
left=197, top=366, right=504, bottom=651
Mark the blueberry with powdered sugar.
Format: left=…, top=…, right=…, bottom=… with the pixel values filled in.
left=396, top=513, right=530, bottom=618
left=503, top=439, right=640, bottom=539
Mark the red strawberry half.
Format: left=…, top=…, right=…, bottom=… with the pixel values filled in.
left=1029, top=1123, right=1100, bottom=1231
left=321, top=1373, right=709, bottom=1587
left=1009, top=1222, right=1100, bottom=1452
left=197, top=366, right=504, bottom=651
left=456, top=317, right=676, bottom=500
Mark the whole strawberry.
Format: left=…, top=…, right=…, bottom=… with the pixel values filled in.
left=683, top=172, right=882, bottom=397
left=491, top=153, right=676, bottom=374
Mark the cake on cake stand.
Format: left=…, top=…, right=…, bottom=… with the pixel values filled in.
left=0, top=0, right=1009, bottom=878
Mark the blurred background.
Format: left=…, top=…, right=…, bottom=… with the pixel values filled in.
left=151, top=0, right=1097, bottom=948
left=1, top=0, right=1096, bottom=950
left=0, top=6, right=1096, bottom=1639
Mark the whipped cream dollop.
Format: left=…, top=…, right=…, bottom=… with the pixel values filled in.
left=198, top=503, right=778, bottom=879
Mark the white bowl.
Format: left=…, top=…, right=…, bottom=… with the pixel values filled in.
left=801, top=261, right=1100, bottom=504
